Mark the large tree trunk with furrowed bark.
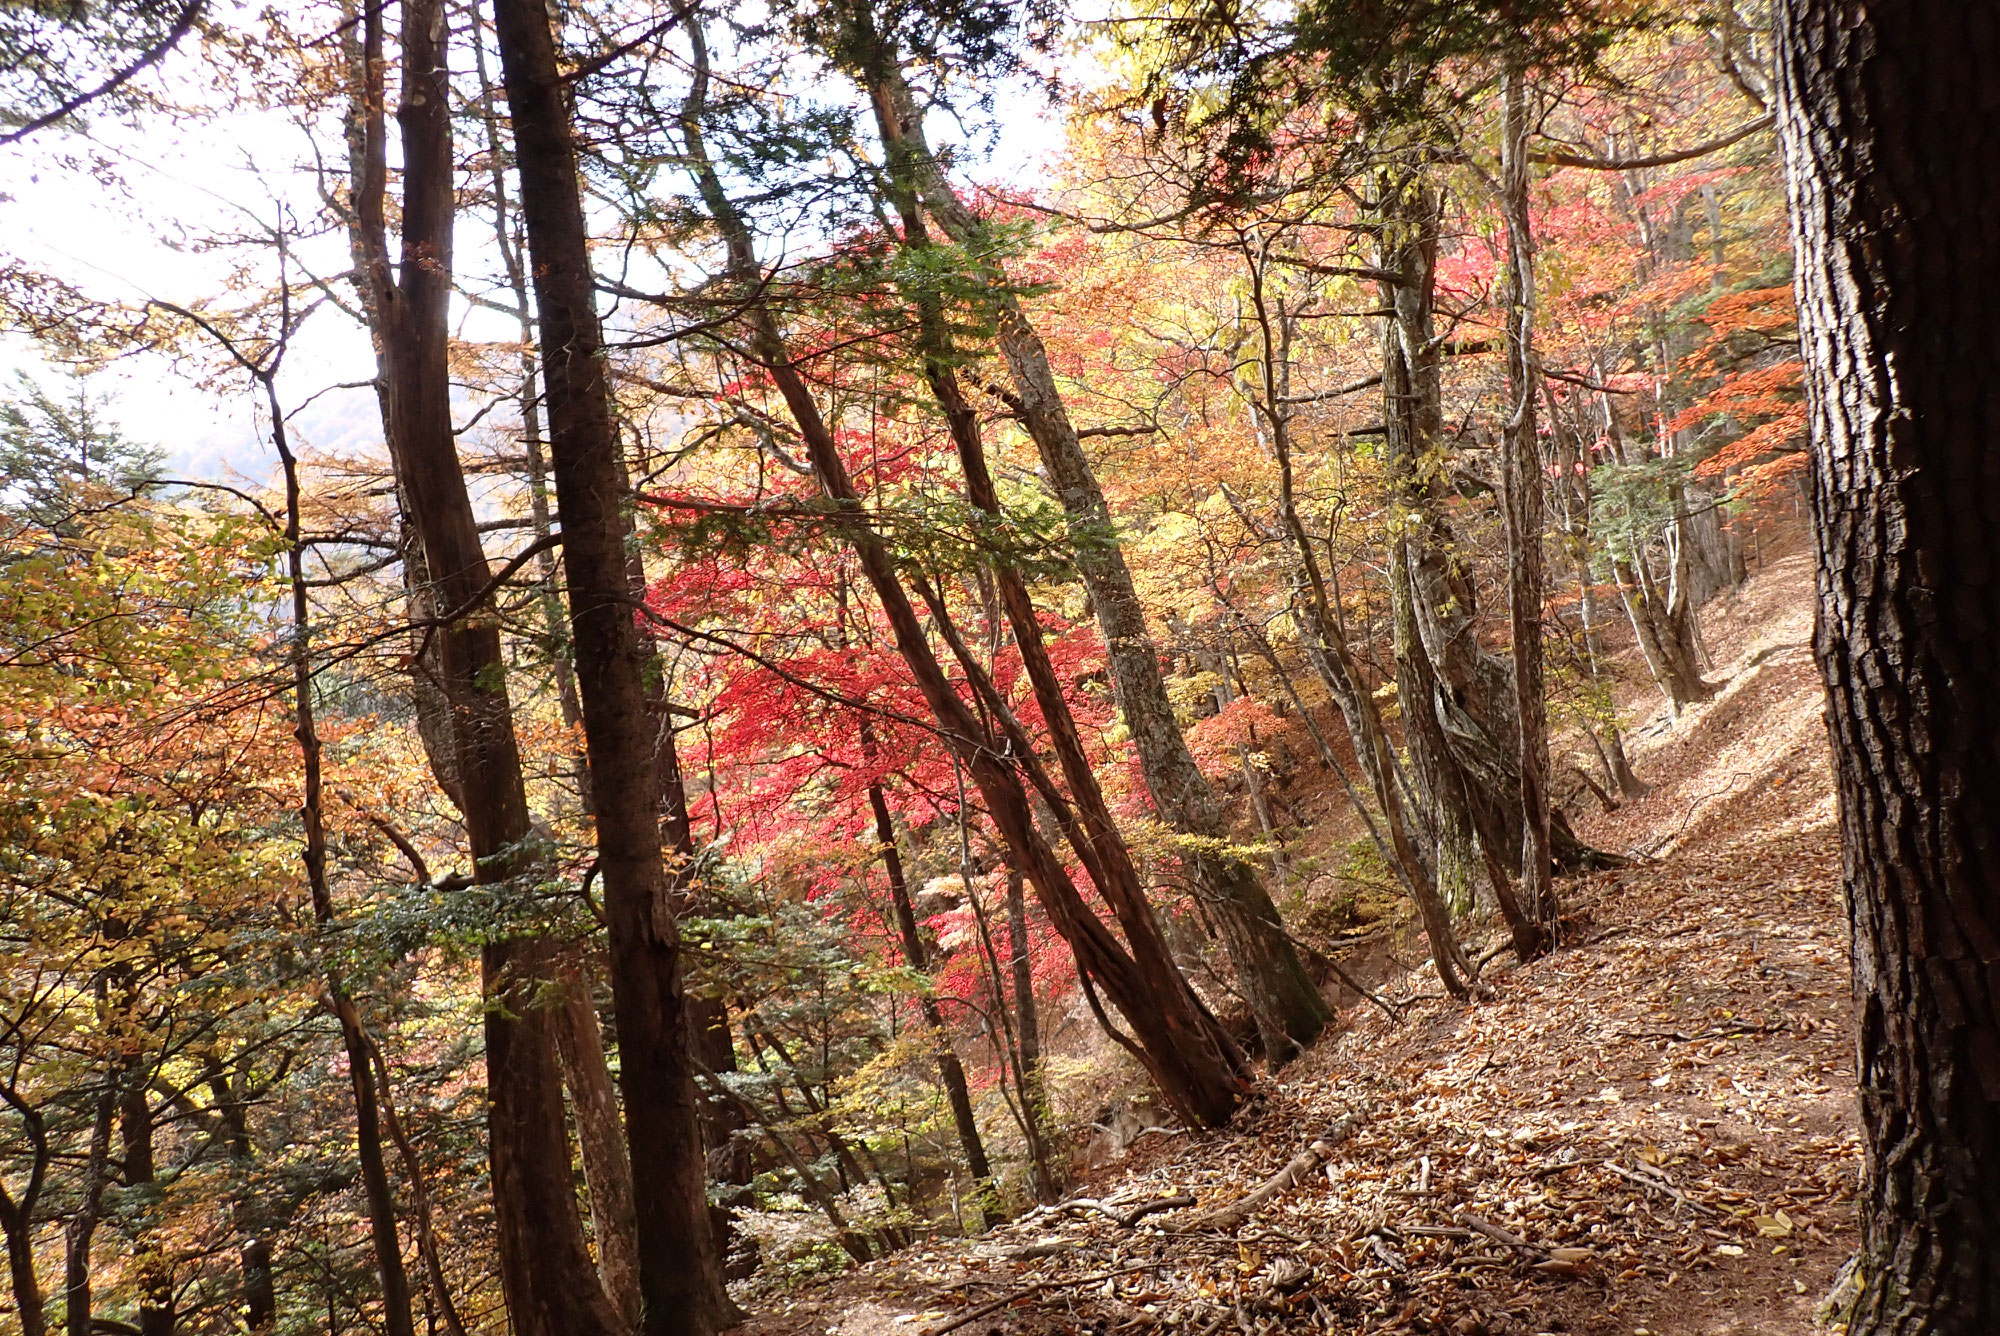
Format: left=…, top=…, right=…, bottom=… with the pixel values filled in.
left=1776, top=2, right=2000, bottom=1332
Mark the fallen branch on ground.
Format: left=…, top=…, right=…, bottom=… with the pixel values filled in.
left=1459, top=1212, right=1597, bottom=1276
left=924, top=1263, right=1159, bottom=1336
left=1618, top=1020, right=1783, bottom=1043
left=1459, top=1210, right=1544, bottom=1256
left=1601, top=1160, right=1719, bottom=1215
left=1178, top=1111, right=1364, bottom=1232
left=1037, top=1193, right=1198, bottom=1228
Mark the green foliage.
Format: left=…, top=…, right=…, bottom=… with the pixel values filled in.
left=650, top=483, right=1082, bottom=588
left=0, top=369, right=165, bottom=536
left=1590, top=454, right=1697, bottom=564
left=0, top=0, right=200, bottom=136
left=1108, top=0, right=1649, bottom=190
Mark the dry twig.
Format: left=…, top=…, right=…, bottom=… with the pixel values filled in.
left=1179, top=1112, right=1364, bottom=1232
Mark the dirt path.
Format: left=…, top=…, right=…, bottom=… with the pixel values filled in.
left=741, top=549, right=1857, bottom=1336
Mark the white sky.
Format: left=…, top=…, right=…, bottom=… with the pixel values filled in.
left=0, top=6, right=1069, bottom=492
left=1, top=97, right=379, bottom=485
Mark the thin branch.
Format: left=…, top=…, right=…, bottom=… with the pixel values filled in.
left=0, top=0, right=206, bottom=146
left=1534, top=116, right=1774, bottom=171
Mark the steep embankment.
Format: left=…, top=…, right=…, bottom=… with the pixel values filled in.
left=746, top=544, right=1858, bottom=1336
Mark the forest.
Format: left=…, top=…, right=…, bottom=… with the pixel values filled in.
left=1, top=0, right=1993, bottom=1334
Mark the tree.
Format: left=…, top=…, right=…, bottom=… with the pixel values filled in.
left=340, top=1, right=623, bottom=1327
left=488, top=0, right=733, bottom=1329
left=859, top=53, right=1335, bottom=1064
left=0, top=371, right=163, bottom=537
left=0, top=0, right=205, bottom=145
left=1776, top=1, right=2000, bottom=1332
left=660, top=7, right=1252, bottom=1126
left=1495, top=56, right=1558, bottom=952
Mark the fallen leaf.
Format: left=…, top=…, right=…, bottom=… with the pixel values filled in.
left=1754, top=1210, right=1794, bottom=1237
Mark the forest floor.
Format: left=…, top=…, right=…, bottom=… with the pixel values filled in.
left=740, top=540, right=1858, bottom=1336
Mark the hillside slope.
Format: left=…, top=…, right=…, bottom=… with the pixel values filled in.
left=745, top=545, right=1858, bottom=1336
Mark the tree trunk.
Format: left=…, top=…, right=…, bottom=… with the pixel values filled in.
left=470, top=16, right=592, bottom=807
left=0, top=1074, right=47, bottom=1336
left=867, top=66, right=1329, bottom=1060
left=869, top=93, right=1290, bottom=1075
left=264, top=301, right=417, bottom=1336
left=489, top=0, right=732, bottom=1329
left=675, top=26, right=1248, bottom=1128
left=1378, top=165, right=1516, bottom=911
left=1005, top=867, right=1061, bottom=1202
left=1612, top=554, right=1714, bottom=712
left=345, top=3, right=622, bottom=1330
left=1776, top=3, right=2000, bottom=1332
left=887, top=188, right=1312, bottom=1067
left=868, top=780, right=998, bottom=1226
left=62, top=1085, right=113, bottom=1336
left=479, top=24, right=713, bottom=1295
left=213, top=1073, right=277, bottom=1333
left=1497, top=59, right=1558, bottom=955
left=118, top=1091, right=172, bottom=1336
left=1547, top=380, right=1649, bottom=804
left=772, top=341, right=1248, bottom=1122
left=1242, top=243, right=1476, bottom=998
left=1375, top=164, right=1611, bottom=900
left=553, top=974, right=643, bottom=1325
left=1, top=1192, right=44, bottom=1336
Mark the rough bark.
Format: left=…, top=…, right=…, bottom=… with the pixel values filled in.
left=490, top=0, right=732, bottom=1329
left=1497, top=61, right=1558, bottom=954
left=1776, top=2, right=2000, bottom=1332
left=868, top=66, right=1329, bottom=1060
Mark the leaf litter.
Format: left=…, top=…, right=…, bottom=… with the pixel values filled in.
left=743, top=547, right=1856, bottom=1336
